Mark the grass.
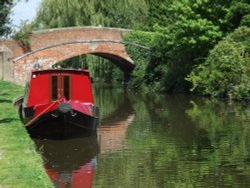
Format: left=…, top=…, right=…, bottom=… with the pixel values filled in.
left=0, top=80, right=52, bottom=188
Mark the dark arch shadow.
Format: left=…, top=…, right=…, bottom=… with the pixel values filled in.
left=93, top=53, right=134, bottom=72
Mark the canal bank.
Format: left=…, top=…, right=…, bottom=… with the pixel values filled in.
left=0, top=80, right=52, bottom=188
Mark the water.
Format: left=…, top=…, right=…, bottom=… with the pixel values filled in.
left=34, top=84, right=250, bottom=188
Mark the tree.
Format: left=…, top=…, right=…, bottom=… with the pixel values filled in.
left=34, top=0, right=149, bottom=29
left=144, top=0, right=227, bottom=93
left=127, top=0, right=250, bottom=95
left=34, top=0, right=95, bottom=29
left=186, top=26, right=250, bottom=100
left=225, top=0, right=250, bottom=31
left=0, top=0, right=14, bottom=37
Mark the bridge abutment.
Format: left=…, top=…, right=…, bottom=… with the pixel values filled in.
left=0, top=47, right=14, bottom=82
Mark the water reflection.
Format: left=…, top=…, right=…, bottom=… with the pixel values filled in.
left=34, top=85, right=250, bottom=187
left=98, top=114, right=134, bottom=154
left=34, top=85, right=135, bottom=187
left=93, top=93, right=250, bottom=188
left=98, top=90, right=134, bottom=154
left=34, top=135, right=99, bottom=187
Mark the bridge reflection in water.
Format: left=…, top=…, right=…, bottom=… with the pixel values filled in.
left=33, top=86, right=134, bottom=187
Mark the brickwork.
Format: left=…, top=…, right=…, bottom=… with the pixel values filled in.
left=0, top=27, right=134, bottom=85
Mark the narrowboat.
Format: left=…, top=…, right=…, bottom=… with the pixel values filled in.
left=14, top=68, right=99, bottom=139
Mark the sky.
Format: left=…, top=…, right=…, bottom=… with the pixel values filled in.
left=11, top=0, right=42, bottom=28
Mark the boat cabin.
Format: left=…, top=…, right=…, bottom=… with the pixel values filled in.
left=24, top=69, right=94, bottom=107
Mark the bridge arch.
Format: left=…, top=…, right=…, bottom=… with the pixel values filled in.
left=0, top=27, right=140, bottom=85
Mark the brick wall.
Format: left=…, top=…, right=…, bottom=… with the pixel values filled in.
left=0, top=27, right=134, bottom=85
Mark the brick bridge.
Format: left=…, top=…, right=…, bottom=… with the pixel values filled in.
left=0, top=27, right=136, bottom=85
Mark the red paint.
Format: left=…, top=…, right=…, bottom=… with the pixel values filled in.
left=25, top=69, right=95, bottom=118
left=27, top=73, right=51, bottom=107
left=27, top=69, right=93, bottom=107
left=45, top=161, right=94, bottom=188
left=72, top=162, right=94, bottom=188
left=70, top=72, right=94, bottom=103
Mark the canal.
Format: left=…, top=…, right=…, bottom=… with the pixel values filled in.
left=33, top=84, right=250, bottom=187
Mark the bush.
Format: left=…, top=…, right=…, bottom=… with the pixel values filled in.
left=186, top=26, right=250, bottom=100
left=123, top=31, right=155, bottom=91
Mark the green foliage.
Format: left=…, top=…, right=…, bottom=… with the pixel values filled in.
left=34, top=0, right=94, bottom=28
left=34, top=0, right=149, bottom=30
left=0, top=0, right=14, bottom=37
left=225, top=0, right=250, bottom=30
left=123, top=31, right=155, bottom=91
left=12, top=21, right=34, bottom=52
left=99, top=0, right=149, bottom=29
left=126, top=0, right=250, bottom=98
left=146, top=0, right=168, bottom=28
left=138, top=0, right=225, bottom=93
left=187, top=26, right=250, bottom=100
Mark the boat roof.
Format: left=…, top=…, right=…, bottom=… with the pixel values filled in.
left=31, top=68, right=90, bottom=75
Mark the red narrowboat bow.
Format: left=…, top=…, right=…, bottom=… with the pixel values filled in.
left=14, top=68, right=99, bottom=139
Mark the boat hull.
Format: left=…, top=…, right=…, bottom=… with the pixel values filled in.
left=24, top=108, right=99, bottom=139
left=13, top=69, right=99, bottom=139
